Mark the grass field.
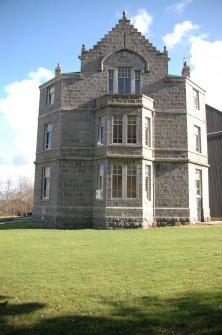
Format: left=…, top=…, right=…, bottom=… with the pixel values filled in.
left=0, top=221, right=221, bottom=335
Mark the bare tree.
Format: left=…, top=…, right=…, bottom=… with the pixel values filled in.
left=0, top=177, right=34, bottom=216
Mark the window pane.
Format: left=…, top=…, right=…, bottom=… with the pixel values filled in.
left=113, top=116, right=123, bottom=143
left=43, top=167, right=50, bottom=199
left=47, top=86, right=55, bottom=106
left=112, top=164, right=122, bottom=198
left=135, top=70, right=141, bottom=94
left=118, top=68, right=131, bottom=93
left=145, top=117, right=151, bottom=146
left=127, top=116, right=137, bottom=144
left=127, top=164, right=136, bottom=198
left=193, top=88, right=199, bottom=110
left=108, top=70, right=114, bottom=93
left=194, top=125, right=201, bottom=152
left=145, top=165, right=151, bottom=200
left=98, top=116, right=104, bottom=144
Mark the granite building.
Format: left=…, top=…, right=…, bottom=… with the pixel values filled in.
left=32, top=12, right=210, bottom=229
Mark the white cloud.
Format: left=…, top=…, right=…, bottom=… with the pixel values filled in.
left=0, top=67, right=53, bottom=182
left=131, top=9, right=153, bottom=35
left=168, top=0, right=194, bottom=14
left=163, top=20, right=199, bottom=48
left=190, top=37, right=222, bottom=111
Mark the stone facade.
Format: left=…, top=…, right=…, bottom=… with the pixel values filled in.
left=32, top=13, right=210, bottom=229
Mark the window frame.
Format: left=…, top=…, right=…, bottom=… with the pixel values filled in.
left=112, top=163, right=123, bottom=199
left=42, top=167, right=50, bottom=199
left=112, top=115, right=123, bottom=144
left=98, top=116, right=105, bottom=145
left=96, top=164, right=104, bottom=200
left=145, top=165, right=152, bottom=201
left=127, top=115, right=137, bottom=144
left=111, top=163, right=137, bottom=200
left=145, top=117, right=151, bottom=147
left=108, top=70, right=114, bottom=93
left=118, top=67, right=131, bottom=94
left=194, top=125, right=201, bottom=153
left=193, top=88, right=200, bottom=110
left=44, top=123, right=52, bottom=150
left=135, top=70, right=141, bottom=94
left=46, top=85, right=55, bottom=106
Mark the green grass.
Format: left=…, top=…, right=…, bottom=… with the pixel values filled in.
left=0, top=222, right=221, bottom=335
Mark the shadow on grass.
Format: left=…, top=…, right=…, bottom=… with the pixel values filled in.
left=0, top=220, right=32, bottom=230
left=0, top=291, right=221, bottom=335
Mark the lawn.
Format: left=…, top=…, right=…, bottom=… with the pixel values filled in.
left=0, top=221, right=221, bottom=335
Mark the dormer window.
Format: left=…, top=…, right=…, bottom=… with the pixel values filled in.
left=118, top=68, right=131, bottom=93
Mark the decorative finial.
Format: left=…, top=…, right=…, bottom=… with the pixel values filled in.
left=181, top=61, right=190, bottom=78
left=123, top=10, right=127, bottom=19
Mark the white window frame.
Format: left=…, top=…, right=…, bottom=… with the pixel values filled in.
left=96, top=164, right=104, bottom=200
left=193, top=88, right=199, bottom=110
left=145, top=165, right=152, bottom=201
left=118, top=67, right=131, bottom=94
left=195, top=169, right=202, bottom=197
left=112, top=115, right=123, bottom=144
left=42, top=167, right=50, bottom=199
left=135, top=70, right=141, bottom=94
left=194, top=125, right=201, bottom=153
left=108, top=70, right=114, bottom=93
left=145, top=117, right=151, bottom=147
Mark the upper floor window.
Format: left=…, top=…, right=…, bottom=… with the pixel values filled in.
left=108, top=70, right=114, bottom=93
left=135, top=70, right=141, bottom=94
left=193, top=88, right=199, bottom=110
left=145, top=117, right=151, bottom=147
left=98, top=116, right=104, bottom=145
left=194, top=125, right=201, bottom=152
left=44, top=123, right=52, bottom=150
left=42, top=167, right=50, bottom=199
left=127, top=116, right=137, bottom=144
left=47, top=85, right=55, bottom=106
left=96, top=164, right=104, bottom=200
left=118, top=68, right=131, bottom=93
left=113, top=116, right=123, bottom=143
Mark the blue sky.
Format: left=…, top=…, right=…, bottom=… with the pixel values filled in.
left=0, top=0, right=222, bottom=183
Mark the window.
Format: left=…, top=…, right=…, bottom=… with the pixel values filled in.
left=127, top=116, right=137, bottom=144
left=42, top=167, right=50, bottom=199
left=145, top=117, right=151, bottom=147
left=47, top=85, right=55, bottom=106
left=194, top=125, right=201, bottom=152
left=195, top=169, right=202, bottom=196
left=112, top=163, right=137, bottom=199
left=113, top=116, right=123, bottom=143
left=44, top=123, right=52, bottom=150
left=98, top=116, right=104, bottom=145
left=145, top=165, right=151, bottom=201
left=112, top=164, right=122, bottom=198
left=193, top=88, right=199, bottom=110
left=127, top=164, right=137, bottom=198
left=108, top=70, right=114, bottom=93
left=118, top=68, right=131, bottom=93
left=96, top=164, right=104, bottom=199
left=135, top=70, right=141, bottom=94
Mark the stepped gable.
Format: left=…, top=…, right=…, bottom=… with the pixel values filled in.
left=80, top=11, right=167, bottom=73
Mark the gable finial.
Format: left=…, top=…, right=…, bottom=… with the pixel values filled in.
left=123, top=10, right=127, bottom=19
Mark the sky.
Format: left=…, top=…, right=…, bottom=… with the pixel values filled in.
left=0, top=0, right=222, bottom=184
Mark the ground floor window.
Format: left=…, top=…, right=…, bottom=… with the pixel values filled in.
left=42, top=167, right=50, bottom=199
left=96, top=164, right=104, bottom=199
left=145, top=165, right=152, bottom=201
left=112, top=162, right=137, bottom=199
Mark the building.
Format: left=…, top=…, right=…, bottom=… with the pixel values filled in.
left=32, top=12, right=210, bottom=229
left=206, top=104, right=222, bottom=220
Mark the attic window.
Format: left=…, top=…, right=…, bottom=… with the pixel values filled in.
left=118, top=67, right=131, bottom=93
